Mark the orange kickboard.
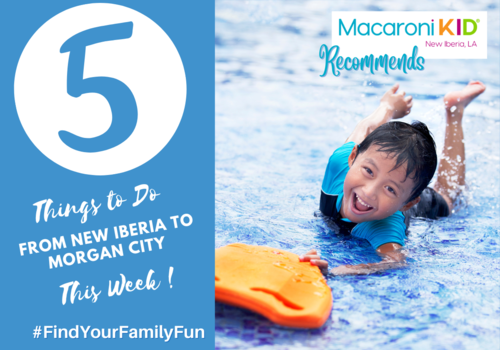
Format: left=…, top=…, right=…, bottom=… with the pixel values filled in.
left=215, top=243, right=332, bottom=328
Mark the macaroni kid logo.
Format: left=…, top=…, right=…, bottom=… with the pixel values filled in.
left=338, top=18, right=480, bottom=37
left=15, top=4, right=187, bottom=175
left=330, top=11, right=487, bottom=60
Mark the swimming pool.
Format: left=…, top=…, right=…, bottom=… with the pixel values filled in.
left=215, top=1, right=500, bottom=349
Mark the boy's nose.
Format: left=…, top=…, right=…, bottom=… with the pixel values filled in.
left=363, top=184, right=378, bottom=201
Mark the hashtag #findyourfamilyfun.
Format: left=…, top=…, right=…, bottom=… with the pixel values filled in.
left=39, top=325, right=205, bottom=342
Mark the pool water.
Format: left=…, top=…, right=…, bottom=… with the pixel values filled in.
left=215, top=1, right=500, bottom=349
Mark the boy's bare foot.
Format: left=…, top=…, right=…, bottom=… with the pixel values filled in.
left=444, top=81, right=486, bottom=116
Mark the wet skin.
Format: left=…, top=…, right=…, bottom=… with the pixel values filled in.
left=339, top=145, right=421, bottom=224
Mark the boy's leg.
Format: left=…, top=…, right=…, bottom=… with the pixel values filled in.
left=434, top=81, right=486, bottom=211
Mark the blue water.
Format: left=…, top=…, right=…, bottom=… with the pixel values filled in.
left=215, top=1, right=500, bottom=349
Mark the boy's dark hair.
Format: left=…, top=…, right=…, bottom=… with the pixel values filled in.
left=355, top=121, right=437, bottom=203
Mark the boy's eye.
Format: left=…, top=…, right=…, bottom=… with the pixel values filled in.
left=363, top=167, right=373, bottom=176
left=386, top=186, right=396, bottom=195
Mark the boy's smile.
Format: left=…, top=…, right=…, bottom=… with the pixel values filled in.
left=340, top=144, right=420, bottom=223
left=352, top=192, right=374, bottom=213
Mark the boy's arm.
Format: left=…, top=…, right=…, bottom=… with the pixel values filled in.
left=329, top=243, right=406, bottom=275
left=345, top=84, right=413, bottom=144
left=300, top=243, right=406, bottom=276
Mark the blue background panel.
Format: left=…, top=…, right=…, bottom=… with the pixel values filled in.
left=0, top=1, right=214, bottom=349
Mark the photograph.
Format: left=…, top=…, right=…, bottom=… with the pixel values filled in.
left=215, top=1, right=500, bottom=349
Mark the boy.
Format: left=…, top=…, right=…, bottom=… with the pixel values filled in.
left=301, top=81, right=486, bottom=275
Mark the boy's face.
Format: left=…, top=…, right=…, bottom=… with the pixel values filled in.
left=341, top=145, right=420, bottom=223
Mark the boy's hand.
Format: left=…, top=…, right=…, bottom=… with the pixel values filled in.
left=299, top=249, right=329, bottom=274
left=380, top=83, right=413, bottom=120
